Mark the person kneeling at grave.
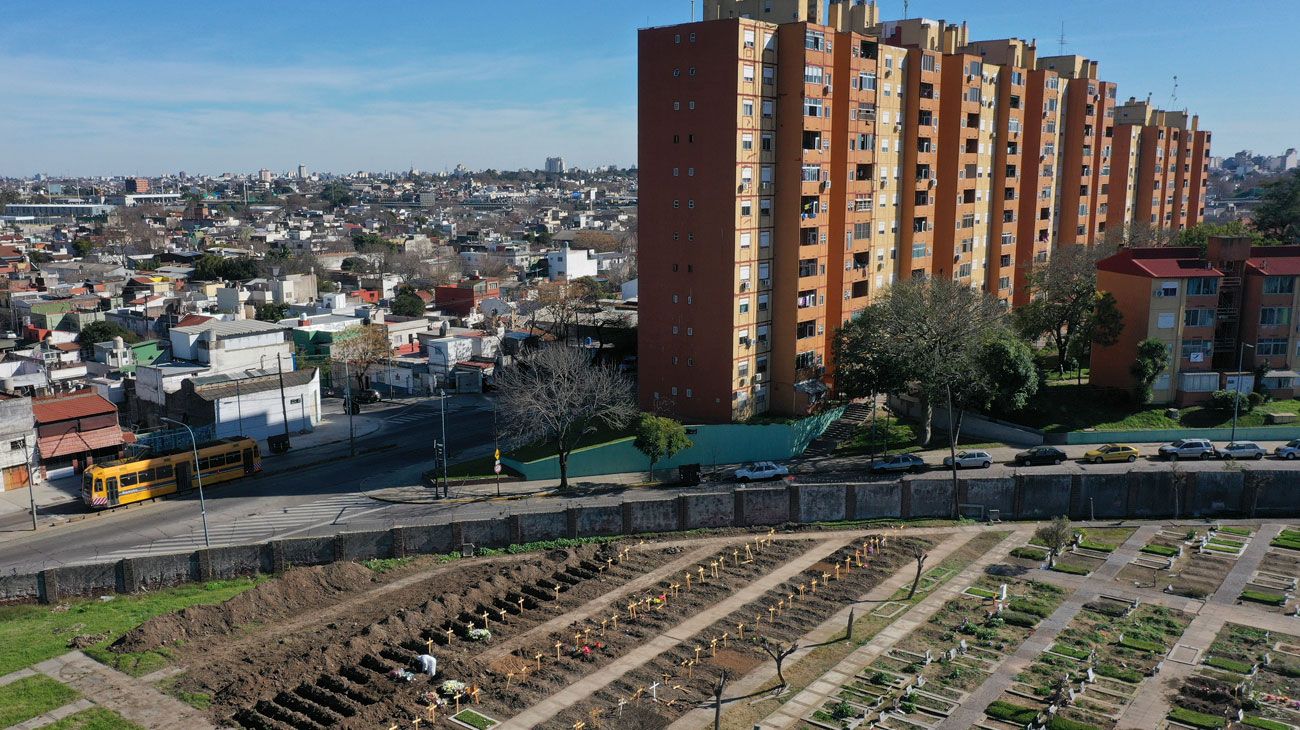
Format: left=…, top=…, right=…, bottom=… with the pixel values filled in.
left=416, top=653, right=437, bottom=678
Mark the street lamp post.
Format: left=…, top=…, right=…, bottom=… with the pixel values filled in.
left=1230, top=342, right=1254, bottom=444
left=21, top=437, right=36, bottom=531
left=439, top=388, right=449, bottom=499
left=161, top=417, right=211, bottom=548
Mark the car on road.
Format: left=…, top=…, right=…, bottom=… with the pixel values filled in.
left=1219, top=441, right=1266, bottom=460
left=353, top=389, right=382, bottom=404
left=1013, top=446, right=1067, bottom=466
left=1157, top=438, right=1217, bottom=460
left=942, top=450, right=993, bottom=469
left=1083, top=444, right=1139, bottom=464
left=1275, top=439, right=1300, bottom=460
left=869, top=454, right=927, bottom=474
left=734, top=461, right=789, bottom=482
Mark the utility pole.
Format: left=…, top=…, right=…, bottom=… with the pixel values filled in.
left=235, top=377, right=244, bottom=436
left=343, top=360, right=356, bottom=457
left=440, top=388, right=450, bottom=499
left=22, top=437, right=36, bottom=531
left=161, top=417, right=210, bottom=548
left=276, top=353, right=291, bottom=443
left=946, top=382, right=959, bottom=520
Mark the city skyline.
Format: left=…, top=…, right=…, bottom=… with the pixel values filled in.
left=2, top=0, right=1296, bottom=176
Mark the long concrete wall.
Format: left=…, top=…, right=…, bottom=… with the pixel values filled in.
left=9, top=470, right=1300, bottom=603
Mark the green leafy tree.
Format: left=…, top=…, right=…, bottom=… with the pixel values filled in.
left=255, top=302, right=290, bottom=323
left=77, top=321, right=139, bottom=353
left=1014, top=243, right=1114, bottom=373
left=390, top=287, right=427, bottom=317
left=320, top=182, right=353, bottom=208
left=1177, top=221, right=1279, bottom=251
left=1067, top=291, right=1125, bottom=383
left=318, top=280, right=340, bottom=294
left=969, top=333, right=1040, bottom=417
left=1253, top=169, right=1300, bottom=243
left=632, top=413, right=693, bottom=480
left=1130, top=338, right=1171, bottom=405
left=192, top=254, right=259, bottom=282
left=1034, top=516, right=1073, bottom=567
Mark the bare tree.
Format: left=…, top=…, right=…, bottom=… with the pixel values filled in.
left=1034, top=515, right=1073, bottom=568
left=712, top=669, right=728, bottom=730
left=906, top=548, right=929, bottom=599
left=757, top=637, right=799, bottom=691
left=330, top=324, right=392, bottom=390
left=495, top=346, right=636, bottom=489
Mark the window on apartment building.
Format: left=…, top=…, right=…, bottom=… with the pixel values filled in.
left=797, top=289, right=816, bottom=308
left=761, top=133, right=774, bottom=151
left=1260, top=307, right=1292, bottom=326
left=912, top=243, right=928, bottom=258
left=1186, top=278, right=1218, bottom=296
left=961, top=189, right=975, bottom=204
left=743, top=65, right=755, bottom=83
left=1184, top=309, right=1215, bottom=327
left=744, top=29, right=755, bottom=47
left=739, top=232, right=752, bottom=248
left=763, top=66, right=775, bottom=85
left=853, top=222, right=871, bottom=240
left=673, top=101, right=681, bottom=111
left=957, top=263, right=973, bottom=278
left=1258, top=338, right=1289, bottom=356
left=762, top=100, right=774, bottom=118
left=804, top=65, right=823, bottom=84
left=759, top=231, right=771, bottom=247
left=739, top=298, right=750, bottom=314
left=798, top=258, right=818, bottom=277
left=1180, top=339, right=1212, bottom=360
left=920, top=54, right=935, bottom=72
left=960, top=214, right=975, bottom=229
left=742, top=100, right=754, bottom=116
left=805, top=98, right=824, bottom=117
left=859, top=72, right=877, bottom=91
left=1264, top=276, right=1296, bottom=294
left=758, top=294, right=769, bottom=312
left=796, top=321, right=817, bottom=339
left=764, top=32, right=775, bottom=51
left=1000, top=254, right=1012, bottom=267
left=742, top=133, right=753, bottom=150
left=805, top=30, right=825, bottom=51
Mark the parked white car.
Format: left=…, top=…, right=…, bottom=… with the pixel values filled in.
left=1219, top=442, right=1266, bottom=460
left=1275, top=439, right=1300, bottom=460
left=1157, top=438, right=1217, bottom=460
left=734, top=461, right=789, bottom=482
left=942, top=450, right=993, bottom=469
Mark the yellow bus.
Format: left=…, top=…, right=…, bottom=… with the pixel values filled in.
left=81, top=437, right=261, bottom=510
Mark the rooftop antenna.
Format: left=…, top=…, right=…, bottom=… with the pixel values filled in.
left=690, top=0, right=694, bottom=21
left=902, top=0, right=909, bottom=19
left=1056, top=21, right=1067, bottom=55
left=1170, top=74, right=1178, bottom=107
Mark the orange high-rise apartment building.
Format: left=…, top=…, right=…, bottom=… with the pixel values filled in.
left=638, top=0, right=1212, bottom=422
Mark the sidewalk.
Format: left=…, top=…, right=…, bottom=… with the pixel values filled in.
left=363, top=462, right=657, bottom=504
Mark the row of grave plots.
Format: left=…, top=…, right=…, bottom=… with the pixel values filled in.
left=546, top=534, right=933, bottom=730
left=976, top=595, right=1194, bottom=730
left=226, top=542, right=661, bottom=729
left=1113, top=524, right=1243, bottom=602
left=792, top=572, right=1070, bottom=730
left=1003, top=526, right=1139, bottom=579
left=1165, top=622, right=1300, bottom=730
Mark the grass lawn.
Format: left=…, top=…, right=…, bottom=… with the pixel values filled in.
left=0, top=675, right=80, bottom=727
left=46, top=708, right=145, bottom=730
left=1009, top=379, right=1300, bottom=433
left=0, top=576, right=262, bottom=676
left=506, top=422, right=633, bottom=463
left=837, top=416, right=1001, bottom=456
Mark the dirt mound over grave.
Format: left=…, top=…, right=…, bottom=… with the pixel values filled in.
left=113, top=562, right=375, bottom=653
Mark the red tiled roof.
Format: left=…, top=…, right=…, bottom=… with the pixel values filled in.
left=32, top=392, right=118, bottom=423
left=176, top=314, right=214, bottom=327
left=37, top=427, right=126, bottom=459
left=1245, top=256, right=1300, bottom=277
left=53, top=342, right=81, bottom=352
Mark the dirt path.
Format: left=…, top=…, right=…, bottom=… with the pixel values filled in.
left=498, top=535, right=855, bottom=729
left=34, top=651, right=216, bottom=730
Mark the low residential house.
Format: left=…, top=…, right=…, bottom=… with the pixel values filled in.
left=32, top=389, right=130, bottom=478
left=169, top=318, right=294, bottom=375
left=0, top=394, right=38, bottom=490
left=167, top=367, right=321, bottom=444
left=87, top=337, right=165, bottom=376
left=545, top=244, right=598, bottom=281
left=434, top=276, right=500, bottom=318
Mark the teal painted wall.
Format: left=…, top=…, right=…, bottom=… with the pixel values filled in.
left=502, top=407, right=845, bottom=480
left=1062, top=425, right=1300, bottom=445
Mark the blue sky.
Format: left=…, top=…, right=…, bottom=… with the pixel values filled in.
left=2, top=0, right=1295, bottom=176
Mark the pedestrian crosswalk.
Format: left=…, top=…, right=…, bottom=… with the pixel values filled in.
left=384, top=410, right=430, bottom=426
left=94, top=492, right=381, bottom=559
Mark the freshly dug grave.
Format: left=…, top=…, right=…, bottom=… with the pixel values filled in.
left=165, top=542, right=687, bottom=729
left=113, top=562, right=376, bottom=653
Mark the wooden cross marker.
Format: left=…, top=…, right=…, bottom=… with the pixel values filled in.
left=412, top=719, right=422, bottom=729
left=627, top=601, right=637, bottom=619
left=710, top=560, right=719, bottom=578
left=425, top=638, right=435, bottom=653
left=517, top=597, right=526, bottom=613
left=755, top=611, right=762, bottom=625
left=506, top=671, right=514, bottom=690
left=453, top=692, right=463, bottom=713
left=693, top=645, right=703, bottom=662
left=721, top=631, right=729, bottom=647
left=736, top=622, right=745, bottom=639
left=822, top=571, right=831, bottom=584
left=710, top=637, right=718, bottom=656
left=574, top=630, right=583, bottom=646
left=427, top=703, right=438, bottom=722
left=573, top=722, right=585, bottom=730
left=744, top=544, right=754, bottom=562
left=649, top=680, right=660, bottom=701
left=697, top=566, right=706, bottom=583
left=390, top=724, right=399, bottom=730
left=769, top=527, right=776, bottom=536
left=834, top=565, right=841, bottom=580
left=768, top=606, right=776, bottom=621
left=470, top=685, right=482, bottom=704
left=686, top=659, right=695, bottom=679
left=617, top=698, right=627, bottom=717
left=611, top=613, right=619, bottom=629
left=600, top=618, right=608, bottom=634
left=553, top=586, right=561, bottom=601
left=519, top=663, right=529, bottom=679
left=685, top=573, right=692, bottom=590
left=787, top=593, right=794, bottom=606
left=555, top=641, right=563, bottom=659
left=483, top=611, right=491, bottom=629
left=605, top=557, right=613, bottom=571
left=718, top=555, right=726, bottom=570
left=634, top=687, right=646, bottom=702
left=534, top=651, right=543, bottom=670
left=799, top=583, right=807, bottom=597
left=498, top=608, right=508, bottom=622
left=733, top=548, right=740, bottom=563
left=811, top=579, right=818, bottom=594
left=445, top=627, right=455, bottom=643
left=777, top=599, right=785, bottom=615
left=583, top=627, right=591, bottom=642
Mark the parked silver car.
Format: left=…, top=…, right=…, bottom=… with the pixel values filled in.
left=1219, top=442, right=1266, bottom=460
left=942, top=450, right=993, bottom=469
left=1157, top=438, right=1217, bottom=460
left=1275, top=439, right=1300, bottom=460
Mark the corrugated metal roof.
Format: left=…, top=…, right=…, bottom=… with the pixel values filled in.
left=171, top=319, right=288, bottom=337
left=37, top=427, right=125, bottom=458
left=191, top=367, right=317, bottom=402
left=32, top=392, right=117, bottom=423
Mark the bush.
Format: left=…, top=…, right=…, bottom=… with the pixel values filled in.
left=1047, top=717, right=1103, bottom=730
left=1078, top=540, right=1116, bottom=553
left=1010, top=598, right=1055, bottom=618
left=1270, top=537, right=1300, bottom=551
left=1141, top=544, right=1180, bottom=557
left=1119, top=635, right=1165, bottom=653
left=1210, top=389, right=1252, bottom=413
left=1001, top=610, right=1040, bottom=628
left=1050, top=643, right=1091, bottom=660
left=986, top=700, right=1039, bottom=724
left=1095, top=663, right=1142, bottom=683
left=1240, top=590, right=1286, bottom=606
left=1167, top=706, right=1227, bottom=728
left=1243, top=716, right=1291, bottom=730
left=966, top=586, right=997, bottom=599
left=1205, top=655, right=1253, bottom=674
left=1051, top=562, right=1091, bottom=576
left=1248, top=391, right=1265, bottom=410
left=1011, top=546, right=1048, bottom=560
left=830, top=701, right=856, bottom=720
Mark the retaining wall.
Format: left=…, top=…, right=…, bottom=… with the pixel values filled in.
left=12, top=469, right=1300, bottom=603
